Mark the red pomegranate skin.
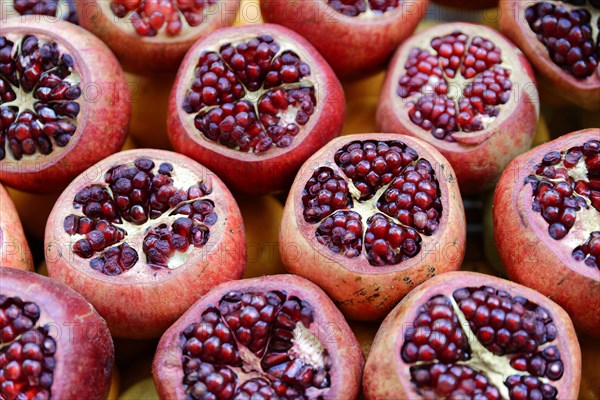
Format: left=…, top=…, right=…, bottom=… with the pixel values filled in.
left=432, top=0, right=498, bottom=9
left=494, top=128, right=600, bottom=338
left=0, top=17, right=130, bottom=193
left=168, top=24, right=345, bottom=195
left=280, top=133, right=466, bottom=321
left=153, top=274, right=365, bottom=399
left=363, top=271, right=581, bottom=399
left=499, top=0, right=600, bottom=111
left=0, top=183, right=33, bottom=271
left=44, top=149, right=246, bottom=339
left=260, top=0, right=430, bottom=80
left=0, top=267, right=114, bottom=400
left=75, top=0, right=241, bottom=73
left=377, top=22, right=539, bottom=194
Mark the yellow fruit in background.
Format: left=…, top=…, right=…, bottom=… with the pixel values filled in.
left=120, top=377, right=159, bottom=400
left=234, top=0, right=263, bottom=25
left=342, top=72, right=385, bottom=136
left=579, top=335, right=600, bottom=400
left=108, top=367, right=120, bottom=400
left=37, top=261, right=48, bottom=277
left=349, top=321, right=381, bottom=359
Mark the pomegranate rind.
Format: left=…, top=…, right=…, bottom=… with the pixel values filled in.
left=499, top=0, right=600, bottom=111
left=280, top=133, right=466, bottom=321
left=75, top=0, right=241, bottom=73
left=152, top=274, right=365, bottom=400
left=0, top=17, right=130, bottom=193
left=363, top=271, right=582, bottom=399
left=377, top=22, right=539, bottom=194
left=260, top=0, right=429, bottom=80
left=44, top=149, right=246, bottom=339
left=168, top=23, right=345, bottom=195
left=494, top=128, right=600, bottom=338
left=0, top=183, right=33, bottom=271
left=431, top=0, right=498, bottom=9
left=0, top=267, right=114, bottom=400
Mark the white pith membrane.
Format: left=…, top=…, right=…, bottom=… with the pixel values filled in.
left=103, top=0, right=219, bottom=38
left=181, top=35, right=317, bottom=154
left=64, top=158, right=215, bottom=273
left=0, top=33, right=81, bottom=163
left=325, top=0, right=400, bottom=19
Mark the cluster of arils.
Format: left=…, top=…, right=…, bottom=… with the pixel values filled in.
left=327, top=0, right=400, bottom=16
left=63, top=157, right=217, bottom=275
left=301, top=140, right=443, bottom=266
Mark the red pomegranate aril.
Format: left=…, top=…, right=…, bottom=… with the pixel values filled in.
left=45, top=149, right=246, bottom=338
left=363, top=272, right=581, bottom=400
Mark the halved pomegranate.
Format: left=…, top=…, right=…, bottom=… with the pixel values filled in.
left=494, top=128, right=600, bottom=338
left=0, top=267, right=114, bottom=400
left=75, top=0, right=241, bottom=73
left=363, top=271, right=581, bottom=399
left=0, top=183, right=33, bottom=271
left=280, top=133, right=466, bottom=321
left=153, top=274, right=364, bottom=399
left=0, top=17, right=130, bottom=193
left=260, top=0, right=429, bottom=80
left=499, top=0, right=600, bottom=110
left=0, top=0, right=78, bottom=22
left=44, top=149, right=246, bottom=339
left=377, top=22, right=539, bottom=194
left=168, top=24, right=345, bottom=194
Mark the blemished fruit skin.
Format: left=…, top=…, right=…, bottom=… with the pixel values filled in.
left=280, top=133, right=466, bottom=321
left=0, top=183, right=33, bottom=271
left=0, top=17, right=130, bottom=193
left=494, top=128, right=600, bottom=338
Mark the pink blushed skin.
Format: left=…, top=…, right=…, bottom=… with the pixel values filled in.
left=499, top=0, right=600, bottom=111
left=152, top=274, right=365, bottom=399
left=75, top=0, right=241, bottom=73
left=280, top=133, right=466, bottom=321
left=377, top=22, right=539, bottom=195
left=0, top=183, right=33, bottom=271
left=0, top=17, right=130, bottom=194
left=362, top=271, right=581, bottom=399
left=0, top=268, right=114, bottom=400
left=44, top=149, right=246, bottom=339
left=494, top=128, right=600, bottom=338
left=260, top=0, right=429, bottom=81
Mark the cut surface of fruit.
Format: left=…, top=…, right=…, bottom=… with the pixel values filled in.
left=0, top=0, right=78, bottom=22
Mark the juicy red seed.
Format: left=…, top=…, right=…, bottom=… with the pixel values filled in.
left=409, top=363, right=501, bottom=399
left=316, top=211, right=363, bottom=259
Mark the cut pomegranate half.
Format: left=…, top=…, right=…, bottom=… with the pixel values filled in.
left=377, top=22, right=539, bottom=194
left=280, top=133, right=466, bottom=320
left=0, top=17, right=130, bottom=193
left=260, top=0, right=429, bottom=80
left=0, top=267, right=114, bottom=400
left=500, top=0, right=600, bottom=110
left=168, top=24, right=345, bottom=194
left=44, top=149, right=246, bottom=338
left=0, top=183, right=33, bottom=271
left=0, top=0, right=78, bottom=22
left=153, top=275, right=364, bottom=399
left=75, top=0, right=241, bottom=72
left=363, top=272, right=582, bottom=400
left=494, top=128, right=600, bottom=338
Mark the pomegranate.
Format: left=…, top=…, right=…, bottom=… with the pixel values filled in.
left=0, top=267, right=114, bottom=400
left=153, top=274, right=364, bottom=399
left=432, top=0, right=498, bottom=9
left=168, top=24, right=345, bottom=195
left=499, top=0, right=600, bottom=111
left=280, top=133, right=466, bottom=321
left=0, top=0, right=78, bottom=22
left=0, top=17, right=130, bottom=193
left=44, top=149, right=246, bottom=339
left=0, top=183, right=33, bottom=271
left=377, top=22, right=539, bottom=194
left=260, top=0, right=429, bottom=81
left=75, top=0, right=240, bottom=73
left=494, top=128, right=600, bottom=338
left=363, top=271, right=581, bottom=399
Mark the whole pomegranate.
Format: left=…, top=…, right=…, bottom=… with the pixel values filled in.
left=363, top=271, right=582, bottom=399
left=75, top=0, right=241, bottom=73
left=0, top=267, right=114, bottom=400
left=494, top=128, right=600, bottom=338
left=44, top=149, right=246, bottom=339
left=168, top=24, right=345, bottom=194
left=0, top=17, right=130, bottom=193
left=432, top=0, right=498, bottom=9
left=0, top=0, right=78, bottom=22
left=499, top=0, right=600, bottom=110
left=377, top=22, right=539, bottom=194
left=280, top=133, right=466, bottom=321
left=260, top=0, right=429, bottom=80
left=0, top=183, right=33, bottom=271
left=153, top=274, right=364, bottom=399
